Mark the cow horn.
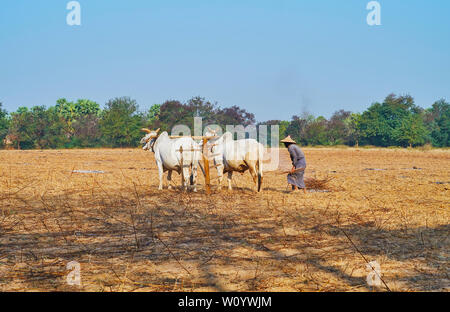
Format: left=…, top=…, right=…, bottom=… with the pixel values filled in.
left=141, top=128, right=152, bottom=134
left=155, top=128, right=160, bottom=133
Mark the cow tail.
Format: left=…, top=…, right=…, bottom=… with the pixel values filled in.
left=191, top=145, right=200, bottom=186
left=257, top=144, right=263, bottom=192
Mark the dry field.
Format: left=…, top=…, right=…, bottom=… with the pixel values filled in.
left=0, top=147, right=448, bottom=292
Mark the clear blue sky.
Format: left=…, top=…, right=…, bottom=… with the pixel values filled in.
left=1, top=0, right=449, bottom=121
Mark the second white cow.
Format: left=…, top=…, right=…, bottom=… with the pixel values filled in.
left=205, top=130, right=264, bottom=192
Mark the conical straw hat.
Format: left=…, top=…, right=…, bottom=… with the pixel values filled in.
left=280, top=135, right=296, bottom=144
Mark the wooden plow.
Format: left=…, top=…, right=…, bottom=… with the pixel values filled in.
left=171, top=135, right=218, bottom=195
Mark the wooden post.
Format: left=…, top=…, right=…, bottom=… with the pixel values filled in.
left=202, top=138, right=211, bottom=195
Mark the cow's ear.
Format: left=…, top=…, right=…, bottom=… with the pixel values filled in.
left=141, top=128, right=151, bottom=134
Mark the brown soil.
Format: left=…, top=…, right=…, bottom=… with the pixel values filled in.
left=0, top=148, right=448, bottom=291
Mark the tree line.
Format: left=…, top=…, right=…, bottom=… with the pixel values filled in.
left=0, top=94, right=448, bottom=149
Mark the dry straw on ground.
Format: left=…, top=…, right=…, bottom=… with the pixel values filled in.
left=0, top=148, right=448, bottom=292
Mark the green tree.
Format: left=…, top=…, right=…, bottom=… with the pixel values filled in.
left=9, top=107, right=33, bottom=149
left=327, top=110, right=352, bottom=145
left=155, top=97, right=255, bottom=134
left=393, top=113, right=428, bottom=147
left=256, top=120, right=289, bottom=146
left=347, top=113, right=362, bottom=147
left=304, top=116, right=329, bottom=146
left=8, top=106, right=67, bottom=149
left=74, top=99, right=100, bottom=116
left=279, top=120, right=289, bottom=140
left=39, top=106, right=69, bottom=148
left=56, top=98, right=100, bottom=119
left=359, top=94, right=425, bottom=147
left=0, top=103, right=9, bottom=147
left=146, top=104, right=161, bottom=127
left=188, top=96, right=218, bottom=124
left=156, top=100, right=190, bottom=132
left=56, top=98, right=100, bottom=138
left=99, top=97, right=144, bottom=147
left=70, top=114, right=102, bottom=148
left=424, top=99, right=450, bottom=147
left=285, top=114, right=315, bottom=145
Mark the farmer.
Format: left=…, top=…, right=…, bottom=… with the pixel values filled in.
left=281, top=136, right=307, bottom=193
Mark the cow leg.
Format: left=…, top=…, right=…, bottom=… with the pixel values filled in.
left=248, top=165, right=257, bottom=183
left=182, top=166, right=189, bottom=192
left=227, top=171, right=233, bottom=191
left=157, top=162, right=164, bottom=190
left=180, top=169, right=185, bottom=191
left=247, top=162, right=258, bottom=191
left=167, top=170, right=173, bottom=190
left=191, top=164, right=198, bottom=192
left=216, top=164, right=224, bottom=191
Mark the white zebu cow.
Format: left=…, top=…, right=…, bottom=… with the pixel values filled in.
left=205, top=130, right=264, bottom=192
left=141, top=129, right=201, bottom=192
